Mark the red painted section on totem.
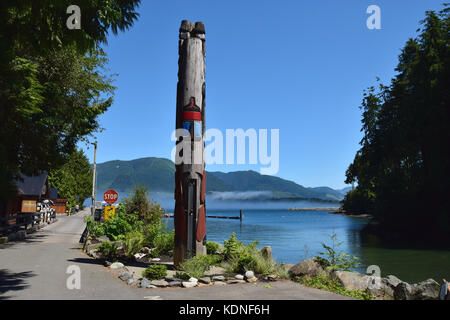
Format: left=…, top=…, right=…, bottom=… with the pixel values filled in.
left=201, top=170, right=206, bottom=203
left=196, top=205, right=206, bottom=242
left=175, top=204, right=186, bottom=242
left=182, top=111, right=201, bottom=121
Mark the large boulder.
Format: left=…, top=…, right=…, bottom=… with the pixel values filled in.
left=394, top=282, right=414, bottom=300
left=288, top=258, right=327, bottom=278
left=394, top=279, right=440, bottom=300
left=413, top=279, right=440, bottom=300
left=332, top=271, right=370, bottom=291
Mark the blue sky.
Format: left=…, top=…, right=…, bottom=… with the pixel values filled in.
left=80, top=0, right=445, bottom=189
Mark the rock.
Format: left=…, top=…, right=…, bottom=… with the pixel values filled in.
left=182, top=281, right=197, bottom=288
left=261, top=246, right=272, bottom=260
left=88, top=249, right=103, bottom=259
left=212, top=275, right=225, bottom=281
left=188, top=277, right=198, bottom=284
left=204, top=266, right=226, bottom=276
left=151, top=280, right=169, bottom=288
left=110, top=262, right=125, bottom=269
left=115, top=245, right=125, bottom=257
left=332, top=271, right=370, bottom=291
left=103, top=261, right=112, bottom=267
left=139, top=278, right=153, bottom=288
left=394, top=282, right=414, bottom=300
left=288, top=258, right=327, bottom=278
left=165, top=276, right=182, bottom=282
left=246, top=277, right=258, bottom=283
left=244, top=271, right=255, bottom=279
left=235, top=275, right=244, bottom=280
left=169, top=281, right=182, bottom=287
left=119, top=271, right=134, bottom=282
left=379, top=275, right=402, bottom=298
left=126, top=278, right=135, bottom=285
left=151, top=258, right=161, bottom=262
left=413, top=279, right=440, bottom=300
left=133, top=252, right=148, bottom=263
left=139, top=247, right=153, bottom=255
left=266, top=274, right=279, bottom=281
left=227, top=279, right=246, bottom=284
left=213, top=281, right=226, bottom=286
left=97, top=235, right=110, bottom=243
left=199, top=277, right=211, bottom=284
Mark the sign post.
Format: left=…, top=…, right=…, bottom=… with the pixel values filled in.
left=103, top=190, right=118, bottom=221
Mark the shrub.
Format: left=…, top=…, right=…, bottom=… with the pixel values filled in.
left=84, top=216, right=104, bottom=238
left=142, top=265, right=167, bottom=280
left=223, top=232, right=244, bottom=260
left=124, top=185, right=164, bottom=225
left=152, top=229, right=174, bottom=257
left=319, top=232, right=359, bottom=271
left=123, top=231, right=145, bottom=257
left=99, top=241, right=120, bottom=260
left=180, top=254, right=222, bottom=279
left=236, top=254, right=258, bottom=273
left=222, top=233, right=276, bottom=275
left=206, top=241, right=220, bottom=254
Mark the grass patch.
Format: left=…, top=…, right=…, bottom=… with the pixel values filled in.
left=295, top=275, right=374, bottom=300
left=180, top=254, right=223, bottom=279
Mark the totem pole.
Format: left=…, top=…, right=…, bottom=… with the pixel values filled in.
left=174, top=20, right=207, bottom=267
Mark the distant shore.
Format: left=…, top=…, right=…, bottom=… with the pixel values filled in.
left=287, top=207, right=371, bottom=218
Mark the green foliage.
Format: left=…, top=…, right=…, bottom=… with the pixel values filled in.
left=152, top=229, right=175, bottom=257
left=48, top=149, right=92, bottom=208
left=296, top=275, right=374, bottom=300
left=223, top=232, right=244, bottom=260
left=319, top=233, right=359, bottom=271
left=123, top=185, right=164, bottom=225
left=343, top=5, right=450, bottom=244
left=142, top=265, right=167, bottom=280
left=206, top=241, right=220, bottom=254
left=0, top=1, right=140, bottom=200
left=123, top=231, right=145, bottom=257
left=180, top=255, right=222, bottom=279
left=99, top=241, right=120, bottom=261
left=222, top=233, right=275, bottom=275
left=84, top=216, right=104, bottom=238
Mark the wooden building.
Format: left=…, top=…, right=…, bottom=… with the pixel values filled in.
left=0, top=172, right=50, bottom=229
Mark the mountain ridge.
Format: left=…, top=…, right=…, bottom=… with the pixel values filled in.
left=95, top=157, right=347, bottom=202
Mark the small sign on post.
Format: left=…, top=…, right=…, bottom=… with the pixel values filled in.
left=104, top=206, right=116, bottom=221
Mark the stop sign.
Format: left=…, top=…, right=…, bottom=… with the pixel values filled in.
left=103, top=189, right=119, bottom=204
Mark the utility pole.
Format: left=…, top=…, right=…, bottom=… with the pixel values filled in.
left=174, top=20, right=207, bottom=267
left=91, top=141, right=97, bottom=217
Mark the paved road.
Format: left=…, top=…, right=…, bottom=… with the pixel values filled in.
left=0, top=210, right=352, bottom=300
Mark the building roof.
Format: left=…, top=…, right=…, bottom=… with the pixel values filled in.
left=50, top=187, right=58, bottom=199
left=15, top=172, right=48, bottom=197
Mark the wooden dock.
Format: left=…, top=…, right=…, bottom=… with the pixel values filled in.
left=165, top=210, right=243, bottom=220
left=287, top=207, right=340, bottom=211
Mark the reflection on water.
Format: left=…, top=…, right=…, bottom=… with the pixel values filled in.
left=162, top=201, right=450, bottom=283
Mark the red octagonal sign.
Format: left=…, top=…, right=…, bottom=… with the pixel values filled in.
left=103, top=189, right=119, bottom=204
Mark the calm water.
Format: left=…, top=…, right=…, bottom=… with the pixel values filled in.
left=159, top=198, right=450, bottom=284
